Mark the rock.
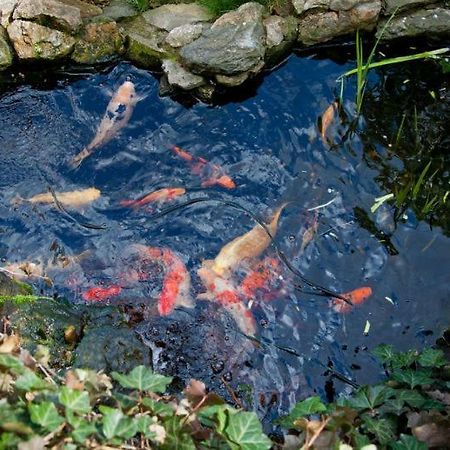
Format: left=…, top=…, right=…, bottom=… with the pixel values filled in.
left=264, top=15, right=297, bottom=64
left=180, top=2, right=266, bottom=76
left=72, top=19, right=125, bottom=64
left=193, top=83, right=215, bottom=102
left=74, top=325, right=152, bottom=372
left=165, top=23, right=204, bottom=48
left=121, top=15, right=169, bottom=68
left=376, top=6, right=450, bottom=40
left=0, top=0, right=18, bottom=28
left=292, top=0, right=329, bottom=15
left=13, top=0, right=82, bottom=33
left=143, top=3, right=212, bottom=32
left=0, top=25, right=13, bottom=70
left=0, top=272, right=32, bottom=296
left=383, top=0, right=437, bottom=15
left=102, top=0, right=138, bottom=21
left=162, top=59, right=205, bottom=90
left=60, top=0, right=102, bottom=18
left=215, top=71, right=249, bottom=87
left=7, top=19, right=75, bottom=59
left=298, top=0, right=380, bottom=45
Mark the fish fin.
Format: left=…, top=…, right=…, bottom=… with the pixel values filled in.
left=176, top=293, right=194, bottom=309
left=197, top=292, right=214, bottom=301
left=10, top=195, right=25, bottom=206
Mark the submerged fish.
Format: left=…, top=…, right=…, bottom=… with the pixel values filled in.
left=83, top=285, right=122, bottom=302
left=70, top=81, right=139, bottom=167
left=205, top=204, right=286, bottom=278
left=332, top=286, right=373, bottom=313
left=320, top=101, right=338, bottom=144
left=240, top=256, right=282, bottom=300
left=172, top=146, right=236, bottom=189
left=120, top=187, right=186, bottom=208
left=17, top=188, right=101, bottom=209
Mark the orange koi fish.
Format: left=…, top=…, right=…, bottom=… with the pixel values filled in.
left=240, top=257, right=281, bottom=300
left=145, top=246, right=194, bottom=316
left=172, top=146, right=236, bottom=189
left=320, top=101, right=338, bottom=144
left=197, top=264, right=256, bottom=336
left=332, top=286, right=373, bottom=313
left=120, top=187, right=186, bottom=208
left=82, top=284, right=122, bottom=302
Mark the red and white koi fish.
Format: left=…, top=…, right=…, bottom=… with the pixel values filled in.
left=70, top=81, right=140, bottom=167
left=82, top=284, right=122, bottom=302
left=172, top=146, right=236, bottom=189
left=197, top=263, right=256, bottom=336
left=332, top=286, right=373, bottom=313
left=120, top=187, right=186, bottom=208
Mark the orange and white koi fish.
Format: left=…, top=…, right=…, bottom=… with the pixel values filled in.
left=197, top=263, right=256, bottom=336
left=120, top=187, right=186, bottom=208
left=320, top=101, right=338, bottom=144
left=332, top=286, right=373, bottom=313
left=71, top=81, right=140, bottom=167
left=16, top=188, right=101, bottom=208
left=172, top=146, right=236, bottom=189
left=240, top=256, right=282, bottom=300
left=204, top=204, right=286, bottom=278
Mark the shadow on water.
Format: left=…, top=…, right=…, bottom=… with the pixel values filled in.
left=0, top=47, right=449, bottom=430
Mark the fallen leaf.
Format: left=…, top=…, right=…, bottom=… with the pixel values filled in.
left=149, top=422, right=166, bottom=444
left=184, top=379, right=206, bottom=407
left=413, top=422, right=450, bottom=448
left=0, top=334, right=20, bottom=353
left=18, top=437, right=46, bottom=450
left=65, top=370, right=85, bottom=391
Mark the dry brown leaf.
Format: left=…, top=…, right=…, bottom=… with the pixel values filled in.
left=184, top=379, right=206, bottom=406
left=320, top=101, right=338, bottom=144
left=65, top=370, right=85, bottom=391
left=0, top=373, right=14, bottom=393
left=0, top=334, right=20, bottom=353
left=413, top=422, right=450, bottom=448
left=425, top=389, right=450, bottom=406
left=18, top=436, right=46, bottom=450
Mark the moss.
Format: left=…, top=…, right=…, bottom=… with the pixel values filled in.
left=0, top=295, right=40, bottom=306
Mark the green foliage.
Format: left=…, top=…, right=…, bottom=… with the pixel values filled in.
left=127, top=0, right=149, bottom=13
left=199, top=0, right=267, bottom=16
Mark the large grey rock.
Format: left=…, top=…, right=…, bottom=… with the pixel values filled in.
left=180, top=2, right=266, bottom=76
left=298, top=0, right=381, bottom=45
left=0, top=25, right=13, bottom=69
left=0, top=0, right=18, bottom=28
left=293, top=0, right=329, bottom=15
left=143, top=3, right=212, bottom=32
left=7, top=19, right=75, bottom=59
left=264, top=15, right=297, bottom=64
left=376, top=6, right=450, bottom=39
left=383, top=0, right=437, bottom=15
left=72, top=20, right=125, bottom=64
left=165, top=23, right=204, bottom=48
left=102, top=0, right=138, bottom=21
left=59, top=0, right=102, bottom=18
left=13, top=0, right=82, bottom=33
left=162, top=59, right=205, bottom=90
left=121, top=15, right=170, bottom=68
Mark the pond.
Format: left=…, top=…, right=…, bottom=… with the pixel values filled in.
left=0, top=45, right=449, bottom=428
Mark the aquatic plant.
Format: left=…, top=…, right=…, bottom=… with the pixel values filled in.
left=127, top=0, right=149, bottom=13
left=1, top=330, right=448, bottom=449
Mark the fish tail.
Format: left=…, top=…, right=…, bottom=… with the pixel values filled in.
left=69, top=147, right=91, bottom=169
left=172, top=145, right=193, bottom=162
left=11, top=195, right=25, bottom=206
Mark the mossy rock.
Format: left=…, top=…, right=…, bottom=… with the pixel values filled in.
left=0, top=273, right=33, bottom=297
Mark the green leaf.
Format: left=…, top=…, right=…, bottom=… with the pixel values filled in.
left=379, top=398, right=405, bottom=415
left=28, top=402, right=64, bottom=432
left=418, top=348, right=447, bottom=368
left=163, top=416, right=196, bottom=450
left=390, top=434, right=428, bottom=450
left=100, top=406, right=124, bottom=440
left=277, top=396, right=327, bottom=427
left=71, top=421, right=97, bottom=444
left=362, top=416, right=396, bottom=445
left=111, top=366, right=172, bottom=393
left=141, top=398, right=174, bottom=417
left=0, top=354, right=25, bottom=374
left=224, top=411, right=272, bottom=450
left=59, top=387, right=91, bottom=414
left=114, top=393, right=138, bottom=411
left=115, top=417, right=138, bottom=439
left=395, top=390, right=427, bottom=408
left=15, top=372, right=50, bottom=391
left=198, top=404, right=236, bottom=430
left=346, top=385, right=391, bottom=410
left=373, top=344, right=396, bottom=364
left=392, top=369, right=435, bottom=388
left=135, top=416, right=156, bottom=438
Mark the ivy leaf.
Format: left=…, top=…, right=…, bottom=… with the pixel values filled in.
left=224, top=411, right=272, bottom=450
left=59, top=387, right=91, bottom=414
left=392, top=369, right=435, bottom=389
left=71, top=421, right=97, bottom=444
left=395, top=390, right=427, bottom=408
left=0, top=354, right=25, bottom=375
left=111, top=366, right=172, bottom=393
left=378, top=398, right=405, bottom=415
left=198, top=404, right=236, bottom=430
left=28, top=402, right=64, bottom=432
left=15, top=372, right=50, bottom=391
left=163, top=416, right=196, bottom=450
left=346, top=385, right=391, bottom=410
left=362, top=416, right=396, bottom=445
left=418, top=348, right=446, bottom=368
left=115, top=416, right=138, bottom=439
left=100, top=406, right=124, bottom=440
left=390, top=434, right=427, bottom=450
left=373, top=344, right=396, bottom=364
left=141, top=397, right=174, bottom=417
left=277, top=396, right=327, bottom=427
left=135, top=415, right=156, bottom=438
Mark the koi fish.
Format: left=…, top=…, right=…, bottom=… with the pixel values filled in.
left=332, top=286, right=373, bottom=313
left=197, top=263, right=256, bottom=336
left=70, top=81, right=139, bottom=167
left=204, top=204, right=286, bottom=278
left=299, top=211, right=318, bottom=254
left=320, top=101, right=338, bottom=144
left=15, top=188, right=101, bottom=208
left=82, top=284, right=122, bottom=302
left=144, top=246, right=194, bottom=315
left=172, top=146, right=235, bottom=189
left=120, top=187, right=186, bottom=208
left=240, top=257, right=281, bottom=300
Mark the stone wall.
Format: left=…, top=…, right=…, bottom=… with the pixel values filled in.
left=0, top=0, right=449, bottom=99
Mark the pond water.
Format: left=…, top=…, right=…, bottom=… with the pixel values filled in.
left=1, top=47, right=449, bottom=428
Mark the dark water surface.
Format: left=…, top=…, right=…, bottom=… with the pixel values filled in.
left=1, top=52, right=449, bottom=425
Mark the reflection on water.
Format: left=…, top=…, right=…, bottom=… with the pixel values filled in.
left=0, top=53, right=449, bottom=424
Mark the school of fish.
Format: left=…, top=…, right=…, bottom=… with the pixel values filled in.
left=6, top=82, right=373, bottom=337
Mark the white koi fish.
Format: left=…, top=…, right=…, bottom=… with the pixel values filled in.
left=70, top=80, right=139, bottom=167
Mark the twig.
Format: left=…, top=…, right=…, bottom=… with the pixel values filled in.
left=303, top=417, right=330, bottom=450
left=220, top=376, right=244, bottom=409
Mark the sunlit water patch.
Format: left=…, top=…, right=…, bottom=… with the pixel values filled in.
left=1, top=53, right=449, bottom=427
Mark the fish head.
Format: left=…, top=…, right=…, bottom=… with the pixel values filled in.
left=116, top=81, right=136, bottom=104
left=216, top=175, right=236, bottom=189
